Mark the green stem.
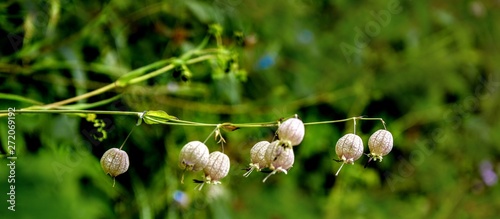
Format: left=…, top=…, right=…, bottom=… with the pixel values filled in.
left=26, top=54, right=217, bottom=110
left=303, top=117, right=363, bottom=126
left=358, top=117, right=387, bottom=129
left=0, top=109, right=141, bottom=116
left=0, top=109, right=388, bottom=131
left=303, top=116, right=386, bottom=130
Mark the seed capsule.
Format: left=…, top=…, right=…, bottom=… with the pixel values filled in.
left=179, top=141, right=210, bottom=172
left=204, top=151, right=230, bottom=184
left=277, top=117, right=305, bottom=147
left=334, top=133, right=363, bottom=176
left=368, top=129, right=393, bottom=162
left=243, top=141, right=270, bottom=177
left=101, top=148, right=130, bottom=183
left=262, top=140, right=295, bottom=182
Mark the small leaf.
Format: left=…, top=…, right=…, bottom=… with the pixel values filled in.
left=143, top=110, right=178, bottom=125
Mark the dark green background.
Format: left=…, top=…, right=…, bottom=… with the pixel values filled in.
left=1, top=0, right=500, bottom=218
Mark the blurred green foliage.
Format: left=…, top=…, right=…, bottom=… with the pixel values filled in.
left=1, top=0, right=500, bottom=218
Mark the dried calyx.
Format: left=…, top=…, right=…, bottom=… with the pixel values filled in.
left=334, top=133, right=363, bottom=176
left=101, top=148, right=130, bottom=186
left=277, top=116, right=305, bottom=147
left=262, top=140, right=295, bottom=182
left=367, top=129, right=393, bottom=162
left=244, top=141, right=270, bottom=177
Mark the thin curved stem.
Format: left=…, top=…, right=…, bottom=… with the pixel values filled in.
left=358, top=117, right=387, bottom=129
left=303, top=116, right=363, bottom=126
left=38, top=83, right=117, bottom=109
left=203, top=125, right=220, bottom=144
left=26, top=54, right=217, bottom=110
left=119, top=126, right=137, bottom=150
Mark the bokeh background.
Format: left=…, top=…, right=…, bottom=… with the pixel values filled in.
left=1, top=0, right=500, bottom=218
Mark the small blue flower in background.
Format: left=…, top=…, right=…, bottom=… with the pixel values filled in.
left=255, top=53, right=276, bottom=70
left=173, top=190, right=189, bottom=207
left=480, top=160, right=498, bottom=186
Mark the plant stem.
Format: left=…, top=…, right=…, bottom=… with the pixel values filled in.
left=26, top=54, right=216, bottom=110
left=0, top=109, right=141, bottom=116
left=38, top=83, right=117, bottom=109
left=303, top=117, right=363, bottom=125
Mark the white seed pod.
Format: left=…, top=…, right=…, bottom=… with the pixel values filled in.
left=204, top=151, right=230, bottom=184
left=334, top=133, right=364, bottom=176
left=368, top=129, right=393, bottom=162
left=243, top=141, right=270, bottom=177
left=179, top=141, right=210, bottom=172
left=101, top=148, right=130, bottom=178
left=262, top=140, right=295, bottom=182
left=277, top=117, right=305, bottom=147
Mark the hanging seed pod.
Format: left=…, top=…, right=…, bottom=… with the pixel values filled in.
left=367, top=129, right=393, bottom=162
left=334, top=133, right=363, bottom=176
left=277, top=117, right=305, bottom=147
left=262, top=140, right=295, bottom=182
left=179, top=141, right=210, bottom=172
left=243, top=141, right=270, bottom=177
left=101, top=148, right=130, bottom=185
left=204, top=151, right=231, bottom=184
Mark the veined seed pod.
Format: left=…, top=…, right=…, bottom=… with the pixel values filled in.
left=204, top=151, right=230, bottom=185
left=101, top=148, right=130, bottom=179
left=179, top=141, right=210, bottom=172
left=334, top=133, right=363, bottom=176
left=277, top=117, right=305, bottom=147
left=262, top=140, right=295, bottom=182
left=368, top=129, right=393, bottom=162
left=243, top=141, right=270, bottom=177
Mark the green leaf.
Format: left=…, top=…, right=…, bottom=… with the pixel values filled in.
left=143, top=110, right=178, bottom=125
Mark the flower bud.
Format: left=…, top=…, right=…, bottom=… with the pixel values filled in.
left=179, top=141, right=210, bottom=171
left=101, top=148, right=130, bottom=178
left=262, top=140, right=295, bottom=182
left=368, top=129, right=393, bottom=162
left=277, top=117, right=305, bottom=147
left=204, top=151, right=230, bottom=184
left=243, top=141, right=270, bottom=177
left=334, top=133, right=363, bottom=176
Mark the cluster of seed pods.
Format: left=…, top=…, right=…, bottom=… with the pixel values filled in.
left=178, top=141, right=230, bottom=190
left=334, top=129, right=393, bottom=176
left=244, top=116, right=305, bottom=182
left=100, top=114, right=392, bottom=189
